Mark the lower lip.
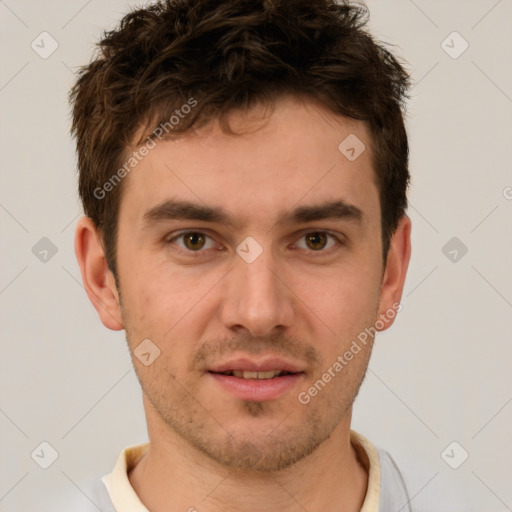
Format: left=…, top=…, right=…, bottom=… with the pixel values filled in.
left=208, top=372, right=304, bottom=402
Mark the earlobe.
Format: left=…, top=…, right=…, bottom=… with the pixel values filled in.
left=74, top=216, right=124, bottom=331
left=376, top=215, right=412, bottom=331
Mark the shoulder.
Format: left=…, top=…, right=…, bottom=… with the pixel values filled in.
left=377, top=448, right=412, bottom=512
left=377, top=445, right=477, bottom=512
left=41, top=472, right=116, bottom=512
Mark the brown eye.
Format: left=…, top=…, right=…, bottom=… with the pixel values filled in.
left=183, top=232, right=206, bottom=251
left=295, top=231, right=339, bottom=252
left=305, top=232, right=328, bottom=250
left=167, top=231, right=216, bottom=253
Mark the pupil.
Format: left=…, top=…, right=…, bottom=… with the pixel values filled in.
left=306, top=232, right=326, bottom=250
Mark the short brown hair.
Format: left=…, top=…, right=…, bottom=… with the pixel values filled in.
left=69, top=0, right=410, bottom=279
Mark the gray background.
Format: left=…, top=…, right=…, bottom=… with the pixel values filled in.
left=1, top=0, right=511, bottom=511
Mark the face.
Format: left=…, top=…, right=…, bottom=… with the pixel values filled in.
left=109, top=96, right=399, bottom=471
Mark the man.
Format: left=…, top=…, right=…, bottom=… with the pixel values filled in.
left=70, top=0, right=412, bottom=510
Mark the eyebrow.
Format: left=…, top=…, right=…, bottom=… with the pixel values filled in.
left=141, top=198, right=365, bottom=230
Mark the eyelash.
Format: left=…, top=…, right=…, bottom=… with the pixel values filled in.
left=165, top=230, right=344, bottom=256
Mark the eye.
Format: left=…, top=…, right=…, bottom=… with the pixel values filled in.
left=165, top=230, right=342, bottom=255
left=167, top=231, right=217, bottom=252
left=294, top=231, right=340, bottom=252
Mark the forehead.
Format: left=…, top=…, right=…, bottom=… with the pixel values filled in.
left=118, top=96, right=379, bottom=230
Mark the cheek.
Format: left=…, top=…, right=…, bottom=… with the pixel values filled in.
left=298, top=274, right=381, bottom=371
left=118, top=266, right=169, bottom=347
left=121, top=264, right=216, bottom=351
left=304, top=261, right=380, bottom=325
left=324, top=296, right=379, bottom=351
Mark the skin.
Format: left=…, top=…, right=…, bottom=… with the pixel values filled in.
left=75, top=95, right=411, bottom=512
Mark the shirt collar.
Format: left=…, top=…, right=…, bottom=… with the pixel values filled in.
left=102, top=429, right=381, bottom=512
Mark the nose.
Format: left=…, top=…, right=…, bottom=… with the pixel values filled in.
left=219, top=245, right=295, bottom=338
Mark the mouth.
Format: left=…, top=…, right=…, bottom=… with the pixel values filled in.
left=210, top=369, right=299, bottom=380
left=207, top=358, right=306, bottom=401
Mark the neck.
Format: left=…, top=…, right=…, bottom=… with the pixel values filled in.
left=129, top=402, right=368, bottom=512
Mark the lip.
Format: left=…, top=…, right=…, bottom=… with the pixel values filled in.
left=208, top=357, right=304, bottom=374
left=208, top=372, right=305, bottom=402
left=207, top=356, right=305, bottom=402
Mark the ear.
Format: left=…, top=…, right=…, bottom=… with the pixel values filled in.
left=376, top=215, right=411, bottom=331
left=74, top=216, right=124, bottom=330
